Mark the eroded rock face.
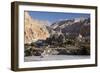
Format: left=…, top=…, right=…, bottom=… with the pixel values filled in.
left=24, top=12, right=50, bottom=44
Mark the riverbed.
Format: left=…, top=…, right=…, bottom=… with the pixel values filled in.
left=24, top=55, right=90, bottom=62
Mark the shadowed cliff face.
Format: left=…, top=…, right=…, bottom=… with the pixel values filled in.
left=24, top=12, right=50, bottom=44
left=51, top=17, right=90, bottom=37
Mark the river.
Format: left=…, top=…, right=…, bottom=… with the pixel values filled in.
left=24, top=55, right=90, bottom=62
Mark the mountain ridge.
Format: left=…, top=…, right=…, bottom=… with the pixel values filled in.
left=24, top=12, right=90, bottom=44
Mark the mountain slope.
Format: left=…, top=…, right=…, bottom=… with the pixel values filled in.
left=51, top=18, right=90, bottom=37
left=24, top=12, right=50, bottom=44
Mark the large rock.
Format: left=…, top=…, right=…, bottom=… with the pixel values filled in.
left=24, top=12, right=50, bottom=44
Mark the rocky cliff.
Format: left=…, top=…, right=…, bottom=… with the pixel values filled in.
left=24, top=12, right=50, bottom=44
left=51, top=18, right=90, bottom=37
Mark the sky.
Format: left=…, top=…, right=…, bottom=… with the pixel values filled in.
left=28, top=11, right=90, bottom=24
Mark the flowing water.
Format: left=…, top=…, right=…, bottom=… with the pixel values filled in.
left=24, top=55, right=90, bottom=62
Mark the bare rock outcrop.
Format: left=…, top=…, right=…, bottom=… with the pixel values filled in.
left=24, top=12, right=50, bottom=44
